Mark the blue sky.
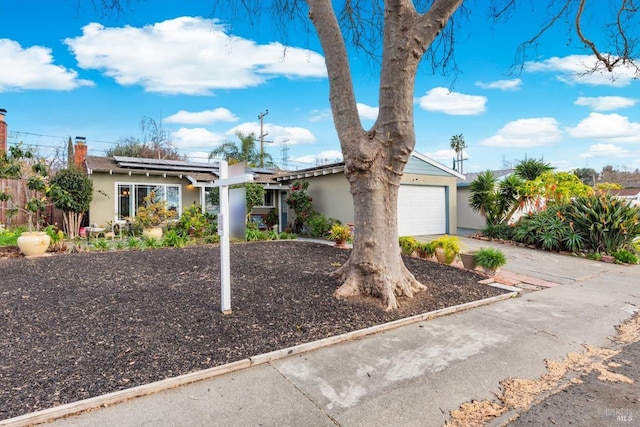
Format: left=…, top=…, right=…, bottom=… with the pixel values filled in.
left=1, top=1, right=639, bottom=173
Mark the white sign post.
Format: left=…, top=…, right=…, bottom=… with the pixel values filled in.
left=213, top=160, right=254, bottom=314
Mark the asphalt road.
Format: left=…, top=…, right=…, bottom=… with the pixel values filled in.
left=506, top=340, right=640, bottom=427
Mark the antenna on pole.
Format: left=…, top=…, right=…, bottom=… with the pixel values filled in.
left=258, top=110, right=269, bottom=167
left=280, top=138, right=290, bottom=169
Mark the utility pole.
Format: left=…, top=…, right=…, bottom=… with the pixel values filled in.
left=258, top=110, right=269, bottom=168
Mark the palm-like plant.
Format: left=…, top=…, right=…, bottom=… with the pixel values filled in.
left=449, top=134, right=467, bottom=173
left=209, top=131, right=276, bottom=168
left=469, top=171, right=520, bottom=226
left=514, top=158, right=553, bottom=181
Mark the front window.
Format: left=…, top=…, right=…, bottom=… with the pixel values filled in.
left=260, top=189, right=275, bottom=207
left=116, top=183, right=181, bottom=219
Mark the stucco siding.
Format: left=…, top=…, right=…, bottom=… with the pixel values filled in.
left=306, top=173, right=354, bottom=224
left=456, top=186, right=485, bottom=231
left=89, top=173, right=201, bottom=225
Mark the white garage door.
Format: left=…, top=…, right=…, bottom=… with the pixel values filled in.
left=398, top=185, right=446, bottom=236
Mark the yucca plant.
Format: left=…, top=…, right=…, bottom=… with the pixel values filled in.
left=566, top=194, right=640, bottom=254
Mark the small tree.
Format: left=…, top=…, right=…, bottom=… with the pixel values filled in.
left=286, top=180, right=315, bottom=233
left=50, top=167, right=93, bottom=239
left=0, top=144, right=51, bottom=231
left=66, top=137, right=74, bottom=168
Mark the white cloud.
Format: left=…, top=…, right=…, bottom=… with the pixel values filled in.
left=290, top=150, right=343, bottom=167
left=424, top=149, right=457, bottom=162
left=417, top=87, right=487, bottom=115
left=566, top=113, right=640, bottom=143
left=308, top=109, right=332, bottom=122
left=0, top=39, right=94, bottom=92
left=475, top=79, right=522, bottom=91
left=480, top=118, right=562, bottom=148
left=357, top=103, right=379, bottom=120
left=65, top=17, right=327, bottom=95
left=574, top=96, right=638, bottom=112
left=525, top=54, right=636, bottom=87
left=578, top=143, right=630, bottom=159
left=227, top=122, right=316, bottom=146
left=185, top=150, right=216, bottom=163
left=165, top=108, right=238, bottom=125
left=172, top=127, right=226, bottom=150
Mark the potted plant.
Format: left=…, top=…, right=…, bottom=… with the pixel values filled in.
left=417, top=241, right=435, bottom=260
left=431, top=235, right=461, bottom=264
left=328, top=223, right=351, bottom=248
left=134, top=191, right=177, bottom=239
left=474, top=247, right=507, bottom=275
left=1, top=144, right=53, bottom=256
left=399, top=236, right=419, bottom=256
left=265, top=207, right=279, bottom=231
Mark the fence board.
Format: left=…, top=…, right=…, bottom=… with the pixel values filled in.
left=0, top=178, right=62, bottom=228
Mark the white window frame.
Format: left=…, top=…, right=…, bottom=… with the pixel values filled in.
left=114, top=182, right=182, bottom=220
left=258, top=188, right=275, bottom=208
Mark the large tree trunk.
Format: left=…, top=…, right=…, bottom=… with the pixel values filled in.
left=332, top=144, right=426, bottom=310
left=309, top=0, right=462, bottom=310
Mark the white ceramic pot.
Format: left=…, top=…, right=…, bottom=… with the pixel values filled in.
left=17, top=232, right=51, bottom=257
left=142, top=227, right=163, bottom=239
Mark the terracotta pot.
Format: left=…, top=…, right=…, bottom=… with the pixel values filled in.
left=334, top=239, right=347, bottom=248
left=17, top=232, right=51, bottom=257
left=460, top=253, right=476, bottom=270
left=435, top=247, right=455, bottom=264
left=143, top=227, right=163, bottom=239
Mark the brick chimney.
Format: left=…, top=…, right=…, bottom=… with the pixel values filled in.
left=74, top=136, right=87, bottom=171
left=0, top=109, right=7, bottom=154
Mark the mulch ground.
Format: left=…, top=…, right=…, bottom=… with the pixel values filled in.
left=0, top=240, right=506, bottom=420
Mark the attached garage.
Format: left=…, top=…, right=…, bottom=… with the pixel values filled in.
left=398, top=185, right=447, bottom=236
left=277, top=151, right=464, bottom=236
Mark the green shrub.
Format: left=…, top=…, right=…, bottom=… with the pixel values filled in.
left=91, top=238, right=110, bottom=251
left=278, top=232, right=297, bottom=240
left=246, top=224, right=267, bottom=241
left=177, top=204, right=211, bottom=238
left=474, top=247, right=507, bottom=272
left=399, top=236, right=419, bottom=256
left=127, top=237, right=142, bottom=249
left=162, top=229, right=189, bottom=248
left=482, top=223, right=514, bottom=240
left=143, top=235, right=162, bottom=248
left=203, top=234, right=220, bottom=244
left=612, top=249, right=638, bottom=265
left=0, top=226, right=26, bottom=246
left=308, top=214, right=333, bottom=237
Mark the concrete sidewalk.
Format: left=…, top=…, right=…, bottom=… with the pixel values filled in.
left=22, top=239, right=640, bottom=426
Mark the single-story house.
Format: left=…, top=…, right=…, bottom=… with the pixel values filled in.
left=75, top=140, right=289, bottom=230
left=610, top=188, right=640, bottom=207
left=456, top=169, right=514, bottom=232
left=277, top=152, right=464, bottom=236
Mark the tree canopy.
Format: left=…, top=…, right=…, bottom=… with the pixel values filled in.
left=107, top=117, right=183, bottom=160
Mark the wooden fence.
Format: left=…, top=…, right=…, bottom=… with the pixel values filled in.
left=0, top=179, right=64, bottom=229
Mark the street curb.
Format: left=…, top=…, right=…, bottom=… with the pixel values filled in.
left=1, top=289, right=517, bottom=427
